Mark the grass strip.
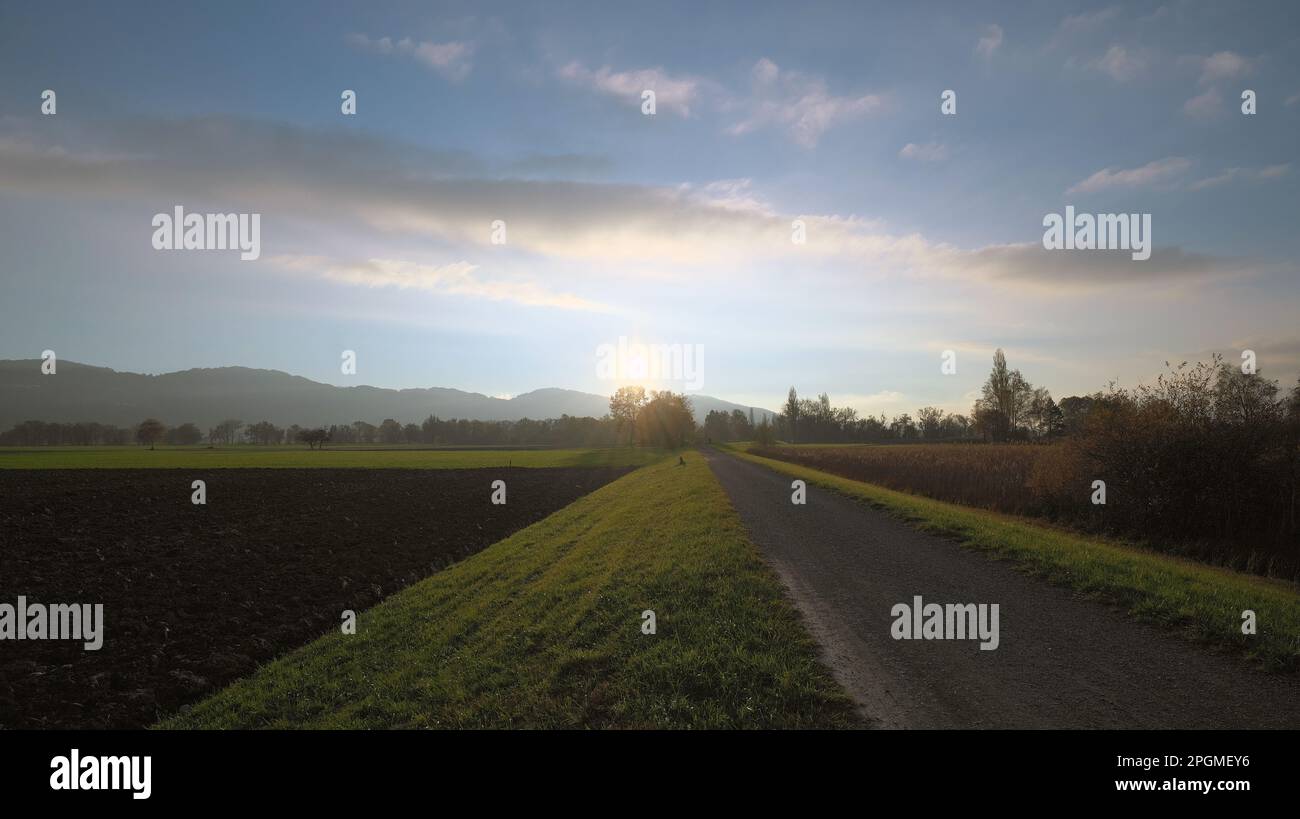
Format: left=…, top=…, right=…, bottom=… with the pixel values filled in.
left=160, top=454, right=861, bottom=728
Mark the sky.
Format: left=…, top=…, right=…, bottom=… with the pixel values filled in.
left=1, top=0, right=1298, bottom=417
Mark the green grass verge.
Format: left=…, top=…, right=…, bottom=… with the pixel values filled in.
left=159, top=454, right=862, bottom=728
left=0, top=446, right=659, bottom=469
left=724, top=445, right=1300, bottom=671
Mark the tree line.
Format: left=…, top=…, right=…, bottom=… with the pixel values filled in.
left=705, top=349, right=1089, bottom=445
left=0, top=415, right=623, bottom=448
left=0, top=389, right=702, bottom=449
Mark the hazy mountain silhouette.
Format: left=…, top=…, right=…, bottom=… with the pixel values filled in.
left=0, top=360, right=774, bottom=428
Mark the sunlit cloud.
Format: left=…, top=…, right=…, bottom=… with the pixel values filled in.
left=269, top=254, right=608, bottom=312
left=0, top=117, right=1253, bottom=296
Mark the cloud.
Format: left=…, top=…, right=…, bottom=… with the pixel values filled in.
left=557, top=61, right=700, bottom=116
left=975, top=24, right=1003, bottom=59
left=1189, top=163, right=1291, bottom=191
left=700, top=178, right=770, bottom=212
left=269, top=255, right=607, bottom=311
left=899, top=142, right=949, bottom=162
left=1286, top=92, right=1300, bottom=107
left=347, top=33, right=474, bottom=81
left=1091, top=45, right=1146, bottom=82
left=0, top=116, right=1255, bottom=295
left=504, top=153, right=614, bottom=180
left=1182, top=87, right=1222, bottom=118
left=1066, top=156, right=1191, bottom=194
left=946, top=243, right=1264, bottom=289
left=726, top=58, right=883, bottom=148
left=1058, top=7, right=1120, bottom=34
left=1197, top=50, right=1252, bottom=85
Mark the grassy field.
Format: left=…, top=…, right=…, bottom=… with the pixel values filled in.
left=160, top=454, right=861, bottom=728
left=727, top=444, right=1300, bottom=671
left=0, top=445, right=660, bottom=469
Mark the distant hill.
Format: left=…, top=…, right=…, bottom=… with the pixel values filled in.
left=0, top=360, right=775, bottom=429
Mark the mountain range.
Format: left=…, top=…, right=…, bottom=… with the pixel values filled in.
left=0, top=360, right=775, bottom=429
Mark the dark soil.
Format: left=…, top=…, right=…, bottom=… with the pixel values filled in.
left=0, top=467, right=631, bottom=729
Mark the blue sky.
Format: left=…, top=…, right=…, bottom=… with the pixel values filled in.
left=1, top=0, right=1298, bottom=415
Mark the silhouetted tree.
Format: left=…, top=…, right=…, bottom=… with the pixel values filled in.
left=136, top=418, right=166, bottom=449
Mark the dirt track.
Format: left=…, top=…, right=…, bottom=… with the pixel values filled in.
left=705, top=448, right=1300, bottom=729
left=0, top=467, right=630, bottom=729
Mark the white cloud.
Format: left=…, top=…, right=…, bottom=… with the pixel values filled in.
left=347, top=33, right=474, bottom=81
left=1066, top=156, right=1191, bottom=194
left=726, top=58, right=883, bottom=148
left=1091, top=45, right=1146, bottom=82
left=270, top=255, right=606, bottom=312
left=975, top=24, right=1004, bottom=59
left=557, top=61, right=700, bottom=116
left=1183, top=87, right=1222, bottom=118
left=700, top=178, right=770, bottom=212
left=899, top=142, right=949, bottom=162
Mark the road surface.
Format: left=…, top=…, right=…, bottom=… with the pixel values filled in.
left=704, top=447, right=1300, bottom=728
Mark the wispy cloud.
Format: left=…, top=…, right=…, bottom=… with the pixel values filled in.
left=1058, top=7, right=1120, bottom=34
left=726, top=58, right=883, bottom=148
left=347, top=33, right=474, bottom=81
left=1189, top=163, right=1291, bottom=191
left=557, top=61, right=700, bottom=116
left=1182, top=87, right=1223, bottom=118
left=1067, top=156, right=1191, bottom=194
left=1091, top=45, right=1146, bottom=82
left=270, top=255, right=607, bottom=312
left=899, top=142, right=949, bottom=162
left=975, top=24, right=1004, bottom=59
left=1196, top=50, right=1252, bottom=85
